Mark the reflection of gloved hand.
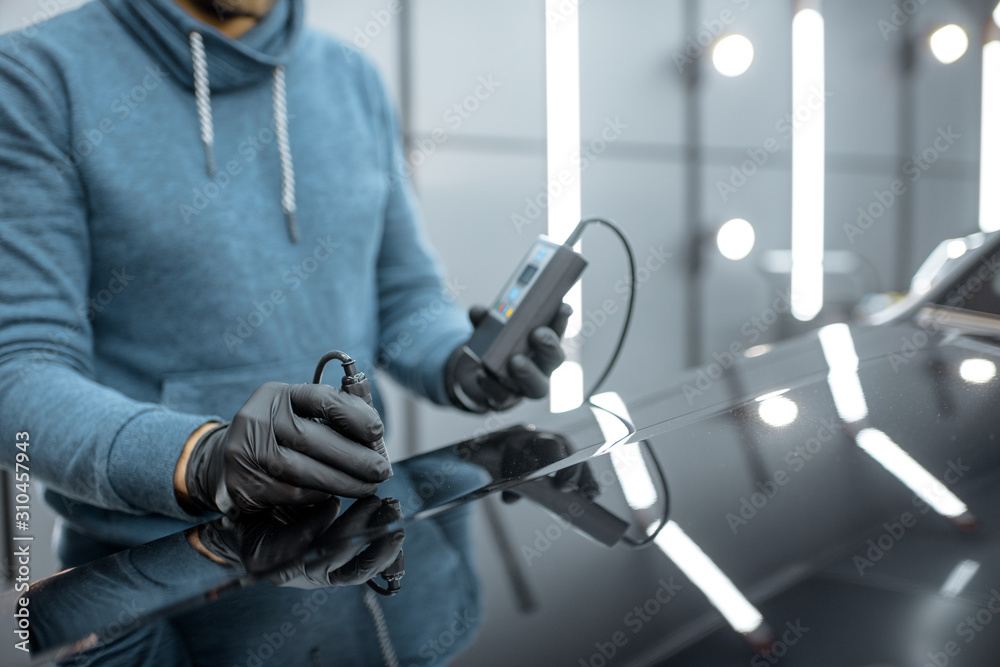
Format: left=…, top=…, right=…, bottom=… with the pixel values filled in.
left=180, top=382, right=391, bottom=517
left=445, top=304, right=572, bottom=413
left=499, top=430, right=600, bottom=504
left=194, top=497, right=405, bottom=589
left=193, top=499, right=342, bottom=572
left=295, top=496, right=405, bottom=589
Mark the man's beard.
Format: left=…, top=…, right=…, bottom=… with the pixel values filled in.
left=186, top=0, right=272, bottom=20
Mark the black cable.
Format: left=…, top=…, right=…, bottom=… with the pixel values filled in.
left=567, top=217, right=638, bottom=400
left=313, top=351, right=402, bottom=595
left=366, top=578, right=399, bottom=597
left=620, top=439, right=670, bottom=549
left=567, top=217, right=670, bottom=550
left=313, top=350, right=354, bottom=385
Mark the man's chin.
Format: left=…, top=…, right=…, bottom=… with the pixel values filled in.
left=186, top=0, right=271, bottom=21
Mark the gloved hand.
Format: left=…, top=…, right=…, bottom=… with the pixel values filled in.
left=183, top=382, right=391, bottom=517
left=446, top=303, right=572, bottom=412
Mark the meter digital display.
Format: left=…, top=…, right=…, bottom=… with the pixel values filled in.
left=517, top=265, right=538, bottom=285
left=466, top=236, right=588, bottom=389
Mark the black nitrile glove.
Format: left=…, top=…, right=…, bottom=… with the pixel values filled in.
left=185, top=382, right=391, bottom=517
left=446, top=303, right=572, bottom=413
left=195, top=497, right=405, bottom=589
left=194, top=499, right=344, bottom=573
left=498, top=430, right=600, bottom=504
left=298, top=496, right=405, bottom=588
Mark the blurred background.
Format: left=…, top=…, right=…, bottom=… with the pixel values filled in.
left=1, top=0, right=992, bottom=455
left=1, top=0, right=998, bottom=662
left=296, top=0, right=995, bottom=458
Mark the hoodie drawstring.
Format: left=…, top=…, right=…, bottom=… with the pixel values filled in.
left=189, top=32, right=216, bottom=179
left=271, top=66, right=299, bottom=243
left=188, top=31, right=299, bottom=243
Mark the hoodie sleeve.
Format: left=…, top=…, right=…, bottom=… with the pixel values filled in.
left=0, top=53, right=218, bottom=521
left=362, top=59, right=472, bottom=405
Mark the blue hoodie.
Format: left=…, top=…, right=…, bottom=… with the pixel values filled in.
left=0, top=0, right=471, bottom=545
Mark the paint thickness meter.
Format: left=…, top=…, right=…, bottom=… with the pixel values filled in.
left=464, top=236, right=587, bottom=390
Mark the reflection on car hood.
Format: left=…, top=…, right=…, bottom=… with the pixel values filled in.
left=4, top=319, right=1000, bottom=665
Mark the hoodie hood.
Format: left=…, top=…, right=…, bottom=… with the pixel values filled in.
left=101, top=0, right=304, bottom=92
left=101, top=0, right=303, bottom=241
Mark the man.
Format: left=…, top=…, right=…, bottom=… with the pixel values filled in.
left=0, top=0, right=568, bottom=566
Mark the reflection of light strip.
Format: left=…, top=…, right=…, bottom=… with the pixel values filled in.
left=791, top=7, right=826, bottom=321
left=545, top=0, right=583, bottom=412
left=550, top=361, right=584, bottom=414
left=909, top=240, right=955, bottom=294
left=819, top=326, right=970, bottom=520
left=980, top=40, right=1000, bottom=232
left=856, top=428, right=969, bottom=518
left=589, top=401, right=631, bottom=456
left=818, top=323, right=868, bottom=423
left=941, top=560, right=980, bottom=597
left=610, top=442, right=656, bottom=510
left=754, top=388, right=791, bottom=402
left=654, top=522, right=765, bottom=634
left=591, top=392, right=633, bottom=455
left=590, top=393, right=657, bottom=510
left=594, top=391, right=764, bottom=634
